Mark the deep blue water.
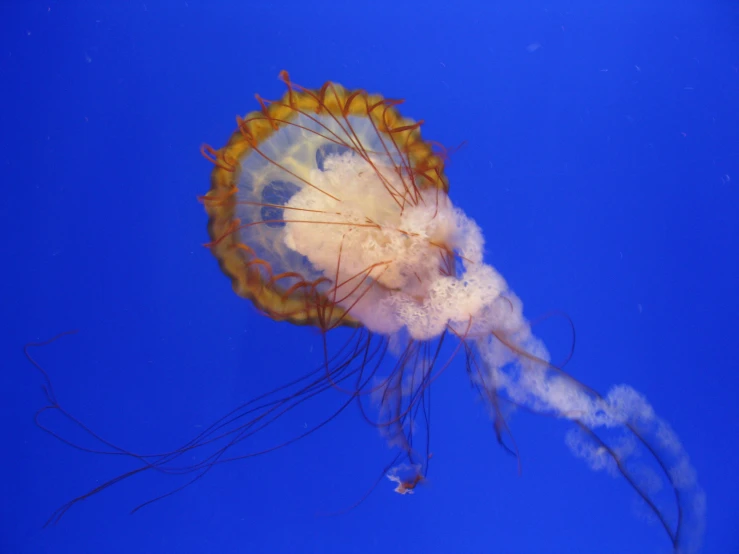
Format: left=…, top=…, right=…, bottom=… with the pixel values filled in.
left=2, top=2, right=738, bottom=553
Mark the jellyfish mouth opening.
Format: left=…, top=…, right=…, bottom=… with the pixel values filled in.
left=281, top=149, right=515, bottom=343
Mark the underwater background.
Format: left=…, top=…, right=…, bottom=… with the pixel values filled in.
left=2, top=1, right=738, bottom=553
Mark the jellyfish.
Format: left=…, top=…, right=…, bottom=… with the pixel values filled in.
left=29, top=72, right=704, bottom=552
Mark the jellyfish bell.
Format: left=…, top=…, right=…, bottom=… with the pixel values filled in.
left=200, top=70, right=455, bottom=330
left=29, top=72, right=704, bottom=553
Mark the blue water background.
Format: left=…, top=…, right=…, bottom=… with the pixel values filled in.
left=2, top=2, right=738, bottom=553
